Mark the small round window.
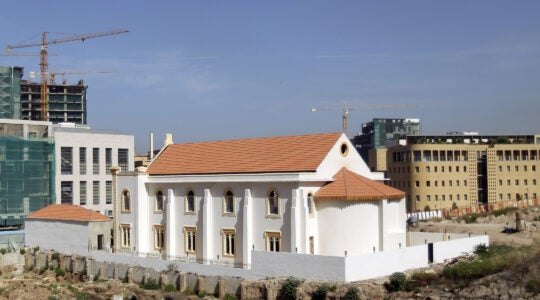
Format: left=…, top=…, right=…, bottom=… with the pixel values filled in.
left=340, top=143, right=349, bottom=156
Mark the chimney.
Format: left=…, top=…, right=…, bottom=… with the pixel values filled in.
left=163, top=133, right=174, bottom=148
left=150, top=131, right=154, bottom=160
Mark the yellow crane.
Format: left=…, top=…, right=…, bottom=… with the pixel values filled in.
left=6, top=29, right=128, bottom=121
left=311, top=102, right=417, bottom=135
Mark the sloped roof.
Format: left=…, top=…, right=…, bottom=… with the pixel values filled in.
left=25, top=205, right=111, bottom=222
left=147, top=132, right=343, bottom=175
left=315, top=168, right=405, bottom=201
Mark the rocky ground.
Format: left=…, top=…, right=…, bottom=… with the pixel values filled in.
left=0, top=207, right=539, bottom=299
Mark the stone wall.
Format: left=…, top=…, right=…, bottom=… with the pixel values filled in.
left=20, top=249, right=243, bottom=299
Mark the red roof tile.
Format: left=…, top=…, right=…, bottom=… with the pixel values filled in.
left=147, top=132, right=343, bottom=175
left=315, top=168, right=405, bottom=201
left=25, top=205, right=111, bottom=222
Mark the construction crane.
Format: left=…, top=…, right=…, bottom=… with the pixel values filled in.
left=311, top=102, right=417, bottom=135
left=6, top=29, right=128, bottom=121
left=28, top=70, right=117, bottom=84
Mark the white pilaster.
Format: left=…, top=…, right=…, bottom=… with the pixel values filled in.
left=242, top=188, right=253, bottom=269
left=379, top=199, right=388, bottom=251
left=136, top=174, right=150, bottom=254
left=202, top=188, right=213, bottom=264
left=166, top=188, right=176, bottom=258
left=290, top=189, right=301, bottom=253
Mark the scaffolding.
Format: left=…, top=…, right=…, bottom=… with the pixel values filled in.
left=0, top=66, right=23, bottom=120
left=0, top=133, right=54, bottom=227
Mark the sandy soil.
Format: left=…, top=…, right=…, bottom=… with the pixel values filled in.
left=411, top=206, right=540, bottom=246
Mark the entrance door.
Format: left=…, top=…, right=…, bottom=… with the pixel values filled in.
left=97, top=234, right=104, bottom=250
left=309, top=236, right=314, bottom=254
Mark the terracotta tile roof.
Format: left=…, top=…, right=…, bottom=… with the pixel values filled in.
left=315, top=168, right=405, bottom=201
left=147, top=132, right=343, bottom=175
left=25, top=205, right=111, bottom=222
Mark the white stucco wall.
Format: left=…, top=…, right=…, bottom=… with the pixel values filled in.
left=316, top=200, right=381, bottom=256
left=344, top=244, right=428, bottom=282
left=433, top=235, right=489, bottom=263
left=251, top=251, right=346, bottom=281
left=25, top=219, right=90, bottom=255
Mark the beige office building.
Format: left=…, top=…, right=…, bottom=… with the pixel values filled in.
left=385, top=134, right=540, bottom=212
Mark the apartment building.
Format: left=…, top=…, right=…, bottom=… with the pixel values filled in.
left=54, top=123, right=134, bottom=216
left=386, top=134, right=540, bottom=212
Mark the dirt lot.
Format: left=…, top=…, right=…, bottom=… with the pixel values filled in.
left=411, top=206, right=540, bottom=246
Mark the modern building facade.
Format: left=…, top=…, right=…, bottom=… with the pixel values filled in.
left=0, top=119, right=55, bottom=227
left=54, top=123, right=134, bottom=216
left=386, top=134, right=540, bottom=212
left=115, top=132, right=406, bottom=268
left=351, top=118, right=420, bottom=164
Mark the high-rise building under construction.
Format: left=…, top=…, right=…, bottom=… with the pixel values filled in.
left=0, top=66, right=88, bottom=124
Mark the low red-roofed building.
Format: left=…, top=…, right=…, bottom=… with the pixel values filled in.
left=25, top=204, right=112, bottom=254
left=116, top=132, right=406, bottom=267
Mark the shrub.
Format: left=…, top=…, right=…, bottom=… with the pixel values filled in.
left=384, top=272, right=407, bottom=292
left=51, top=252, right=60, bottom=260
left=424, top=205, right=431, bottom=212
left=25, top=265, right=34, bottom=272
left=55, top=268, right=65, bottom=278
left=278, top=277, right=303, bottom=300
left=33, top=246, right=40, bottom=253
left=0, top=249, right=6, bottom=255
left=443, top=257, right=510, bottom=281
left=343, top=286, right=360, bottom=300
left=452, top=202, right=458, bottom=210
left=197, top=290, right=207, bottom=298
left=408, top=271, right=438, bottom=287
left=463, top=213, right=479, bottom=224
left=223, top=293, right=237, bottom=300
left=526, top=275, right=540, bottom=294
left=39, top=266, right=48, bottom=275
left=311, top=283, right=336, bottom=300
left=141, top=278, right=160, bottom=290
left=163, top=284, right=176, bottom=292
left=20, top=248, right=26, bottom=255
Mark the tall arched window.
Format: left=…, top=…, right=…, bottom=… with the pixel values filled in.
left=186, top=190, right=195, bottom=213
left=267, top=189, right=279, bottom=216
left=155, top=191, right=164, bottom=211
left=223, top=190, right=234, bottom=214
left=307, top=193, right=314, bottom=215
left=121, top=190, right=130, bottom=212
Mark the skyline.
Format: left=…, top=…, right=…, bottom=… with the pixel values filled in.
left=1, top=1, right=539, bottom=153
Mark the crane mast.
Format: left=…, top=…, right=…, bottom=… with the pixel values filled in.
left=312, top=102, right=417, bottom=136
left=6, top=29, right=128, bottom=121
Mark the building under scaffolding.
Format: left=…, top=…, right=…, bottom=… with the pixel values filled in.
left=0, top=66, right=23, bottom=120
left=0, top=66, right=88, bottom=124
left=0, top=119, right=55, bottom=227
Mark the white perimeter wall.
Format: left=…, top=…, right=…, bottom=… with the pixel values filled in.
left=25, top=219, right=90, bottom=255
left=251, top=251, right=345, bottom=281
left=345, top=245, right=428, bottom=281
left=433, top=235, right=489, bottom=264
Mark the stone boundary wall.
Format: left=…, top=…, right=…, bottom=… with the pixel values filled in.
left=17, top=250, right=244, bottom=299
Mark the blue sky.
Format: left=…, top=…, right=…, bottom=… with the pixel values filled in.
left=1, top=1, right=539, bottom=153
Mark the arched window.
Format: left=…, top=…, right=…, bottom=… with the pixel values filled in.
left=155, top=191, right=164, bottom=211
left=121, top=190, right=131, bottom=212
left=267, top=189, right=279, bottom=216
left=307, top=193, right=314, bottom=215
left=186, top=190, right=195, bottom=213
left=223, top=190, right=234, bottom=214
